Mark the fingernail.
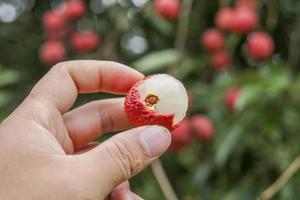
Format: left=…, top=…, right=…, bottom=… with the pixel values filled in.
left=140, top=126, right=171, bottom=157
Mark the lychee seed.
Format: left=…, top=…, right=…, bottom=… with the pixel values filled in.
left=145, top=94, right=159, bottom=108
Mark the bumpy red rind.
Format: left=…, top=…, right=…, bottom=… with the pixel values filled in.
left=124, top=82, right=177, bottom=131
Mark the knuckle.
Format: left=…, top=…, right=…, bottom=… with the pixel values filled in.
left=52, top=61, right=68, bottom=70
left=105, top=138, right=148, bottom=180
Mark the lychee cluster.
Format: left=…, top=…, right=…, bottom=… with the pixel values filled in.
left=39, top=0, right=100, bottom=65
left=200, top=0, right=275, bottom=70
left=169, top=85, right=242, bottom=154
left=169, top=115, right=215, bottom=154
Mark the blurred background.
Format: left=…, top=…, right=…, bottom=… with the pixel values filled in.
left=1, top=0, right=300, bottom=199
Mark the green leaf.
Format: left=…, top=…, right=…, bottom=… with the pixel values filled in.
left=193, top=160, right=213, bottom=185
left=0, top=70, right=20, bottom=87
left=236, top=85, right=263, bottom=111
left=215, top=125, right=243, bottom=167
left=132, top=49, right=179, bottom=73
left=0, top=91, right=13, bottom=107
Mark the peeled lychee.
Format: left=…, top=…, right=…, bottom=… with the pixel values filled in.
left=124, top=74, right=188, bottom=131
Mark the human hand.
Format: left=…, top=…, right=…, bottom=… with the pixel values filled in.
left=0, top=61, right=171, bottom=200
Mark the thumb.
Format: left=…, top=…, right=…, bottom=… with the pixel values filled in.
left=76, top=126, right=171, bottom=196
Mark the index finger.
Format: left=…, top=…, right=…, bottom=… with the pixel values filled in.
left=28, top=60, right=144, bottom=113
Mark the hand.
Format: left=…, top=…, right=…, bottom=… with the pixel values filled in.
left=0, top=61, right=171, bottom=200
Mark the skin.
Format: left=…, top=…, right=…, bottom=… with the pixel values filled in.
left=0, top=61, right=171, bottom=200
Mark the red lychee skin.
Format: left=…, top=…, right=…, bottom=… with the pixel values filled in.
left=235, top=0, right=256, bottom=10
left=39, top=41, right=65, bottom=65
left=211, top=51, right=231, bottom=71
left=124, top=80, right=177, bottom=131
left=225, top=87, right=241, bottom=110
left=231, top=7, right=258, bottom=34
left=43, top=11, right=65, bottom=32
left=215, top=8, right=234, bottom=31
left=154, top=0, right=180, bottom=20
left=64, top=0, right=86, bottom=21
left=70, top=32, right=100, bottom=53
left=247, top=32, right=274, bottom=60
left=201, top=28, right=225, bottom=53
left=191, top=115, right=214, bottom=141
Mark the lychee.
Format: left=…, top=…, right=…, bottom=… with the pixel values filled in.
left=154, top=0, right=180, bottom=20
left=171, top=119, right=192, bottom=144
left=201, top=28, right=225, bottom=53
left=43, top=11, right=65, bottom=32
left=246, top=32, right=274, bottom=60
left=70, top=32, right=100, bottom=53
left=39, top=41, right=65, bottom=65
left=211, top=51, right=231, bottom=71
left=235, top=0, right=256, bottom=10
left=124, top=74, right=188, bottom=131
left=231, top=7, right=258, bottom=34
left=64, top=0, right=86, bottom=21
left=191, top=115, right=214, bottom=141
left=215, top=8, right=234, bottom=31
left=169, top=119, right=192, bottom=153
left=225, top=87, right=241, bottom=110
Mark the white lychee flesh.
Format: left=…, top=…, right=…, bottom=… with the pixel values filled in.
left=137, top=74, right=188, bottom=125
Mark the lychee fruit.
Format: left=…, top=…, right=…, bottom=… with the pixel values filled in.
left=124, top=74, right=188, bottom=131
left=215, top=8, right=234, bottom=31
left=191, top=115, right=214, bottom=141
left=201, top=28, right=225, bottom=53
left=211, top=51, right=231, bottom=71
left=169, top=119, right=192, bottom=153
left=43, top=11, right=65, bottom=32
left=70, top=32, right=100, bottom=53
left=231, top=7, right=258, bottom=34
left=171, top=119, right=192, bottom=144
left=154, top=0, right=180, bottom=20
left=39, top=41, right=65, bottom=65
left=64, top=0, right=86, bottom=21
left=246, top=32, right=274, bottom=60
left=235, top=0, right=256, bottom=10
left=225, top=87, right=241, bottom=110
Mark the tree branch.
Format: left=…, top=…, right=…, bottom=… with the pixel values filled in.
left=256, top=155, right=300, bottom=200
left=175, top=0, right=194, bottom=55
left=151, top=159, right=178, bottom=200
